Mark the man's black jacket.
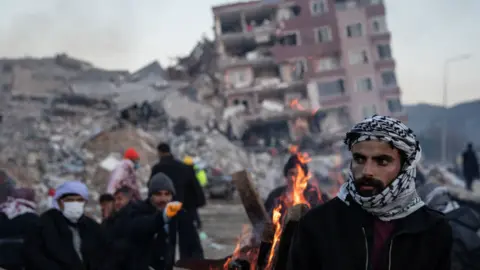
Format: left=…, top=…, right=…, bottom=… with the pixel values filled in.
left=23, top=209, right=108, bottom=270
left=150, top=155, right=205, bottom=211
left=287, top=196, right=452, bottom=270
left=102, top=203, right=136, bottom=270
left=0, top=212, right=38, bottom=270
left=126, top=200, right=204, bottom=270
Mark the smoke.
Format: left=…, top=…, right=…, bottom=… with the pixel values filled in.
left=0, top=0, right=141, bottom=69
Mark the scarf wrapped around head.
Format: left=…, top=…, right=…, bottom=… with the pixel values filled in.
left=0, top=188, right=37, bottom=219
left=53, top=181, right=89, bottom=209
left=337, top=115, right=424, bottom=221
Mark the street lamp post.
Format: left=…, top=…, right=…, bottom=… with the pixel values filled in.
left=441, top=54, right=471, bottom=163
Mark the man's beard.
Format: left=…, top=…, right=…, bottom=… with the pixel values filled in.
left=354, top=177, right=385, bottom=197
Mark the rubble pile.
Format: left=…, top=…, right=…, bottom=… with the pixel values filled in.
left=166, top=129, right=283, bottom=199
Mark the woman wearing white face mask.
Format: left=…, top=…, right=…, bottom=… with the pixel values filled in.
left=23, top=181, right=108, bottom=270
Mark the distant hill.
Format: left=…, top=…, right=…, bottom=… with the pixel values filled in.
left=405, top=100, right=480, bottom=161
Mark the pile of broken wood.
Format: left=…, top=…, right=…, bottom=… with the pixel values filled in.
left=175, top=170, right=309, bottom=270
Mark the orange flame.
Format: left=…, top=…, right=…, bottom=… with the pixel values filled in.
left=289, top=98, right=319, bottom=115
left=264, top=147, right=313, bottom=269
left=223, top=225, right=258, bottom=270
left=226, top=146, right=343, bottom=270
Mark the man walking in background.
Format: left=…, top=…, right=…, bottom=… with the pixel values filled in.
left=150, top=143, right=206, bottom=229
left=462, top=142, right=479, bottom=191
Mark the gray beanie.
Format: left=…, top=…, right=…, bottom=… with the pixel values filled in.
left=149, top=172, right=176, bottom=196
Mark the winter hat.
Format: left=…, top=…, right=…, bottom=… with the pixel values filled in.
left=53, top=181, right=89, bottom=209
left=124, top=148, right=140, bottom=160
left=283, top=154, right=309, bottom=177
left=149, top=173, right=176, bottom=196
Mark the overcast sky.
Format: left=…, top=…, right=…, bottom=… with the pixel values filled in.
left=0, top=0, right=478, bottom=106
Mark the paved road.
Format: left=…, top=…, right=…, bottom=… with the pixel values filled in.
left=199, top=199, right=249, bottom=259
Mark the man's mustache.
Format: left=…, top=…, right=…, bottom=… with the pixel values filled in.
left=354, top=177, right=384, bottom=189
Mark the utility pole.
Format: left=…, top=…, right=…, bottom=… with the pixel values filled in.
left=441, top=54, right=471, bottom=163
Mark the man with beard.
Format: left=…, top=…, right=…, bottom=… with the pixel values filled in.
left=288, top=115, right=452, bottom=270
left=127, top=173, right=203, bottom=270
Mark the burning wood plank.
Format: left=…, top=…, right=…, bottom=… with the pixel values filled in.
left=255, top=222, right=274, bottom=269
left=231, top=170, right=270, bottom=228
left=272, top=203, right=309, bottom=270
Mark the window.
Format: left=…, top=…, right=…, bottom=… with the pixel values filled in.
left=356, top=77, right=373, bottom=92
left=311, top=0, right=328, bottom=15
left=292, top=59, right=307, bottom=80
left=346, top=23, right=363, bottom=37
left=335, top=0, right=357, bottom=11
left=228, top=69, right=248, bottom=85
left=349, top=49, right=369, bottom=65
left=316, top=26, right=332, bottom=43
left=381, top=71, right=397, bottom=87
left=362, top=105, right=377, bottom=118
left=377, top=44, right=392, bottom=60
left=317, top=79, right=345, bottom=96
left=387, top=98, right=403, bottom=113
left=278, top=33, right=299, bottom=46
left=316, top=56, right=341, bottom=72
left=371, top=16, right=387, bottom=33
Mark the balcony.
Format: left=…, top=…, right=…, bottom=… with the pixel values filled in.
left=379, top=86, right=401, bottom=97
left=370, top=31, right=391, bottom=42
left=224, top=77, right=306, bottom=96
left=318, top=94, right=351, bottom=109
left=374, top=57, right=396, bottom=69
left=218, top=51, right=275, bottom=70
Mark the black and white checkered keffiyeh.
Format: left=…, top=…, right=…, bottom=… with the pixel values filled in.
left=337, top=115, right=425, bottom=221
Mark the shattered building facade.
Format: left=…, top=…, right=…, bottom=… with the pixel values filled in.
left=212, top=0, right=406, bottom=146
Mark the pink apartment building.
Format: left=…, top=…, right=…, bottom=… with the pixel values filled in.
left=213, top=0, right=406, bottom=143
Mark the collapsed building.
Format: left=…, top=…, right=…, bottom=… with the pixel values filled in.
left=206, top=0, right=407, bottom=149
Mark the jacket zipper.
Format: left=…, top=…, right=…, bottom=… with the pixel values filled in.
left=362, top=227, right=369, bottom=270
left=388, top=238, right=394, bottom=270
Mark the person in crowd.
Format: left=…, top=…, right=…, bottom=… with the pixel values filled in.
left=150, top=143, right=206, bottom=229
left=182, top=155, right=207, bottom=230
left=128, top=172, right=204, bottom=270
left=23, top=181, right=107, bottom=270
left=99, top=193, right=115, bottom=222
left=288, top=115, right=452, bottom=270
left=462, top=142, right=479, bottom=191
left=183, top=156, right=208, bottom=188
left=264, top=154, right=327, bottom=216
left=107, top=148, right=141, bottom=200
left=102, top=186, right=137, bottom=270
left=0, top=188, right=38, bottom=270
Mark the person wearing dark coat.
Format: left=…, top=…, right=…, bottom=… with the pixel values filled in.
left=127, top=173, right=204, bottom=270
left=288, top=115, right=452, bottom=270
left=0, top=188, right=39, bottom=270
left=102, top=187, right=136, bottom=270
left=264, top=154, right=327, bottom=216
left=23, top=181, right=108, bottom=270
left=150, top=143, right=206, bottom=224
left=462, top=142, right=479, bottom=191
